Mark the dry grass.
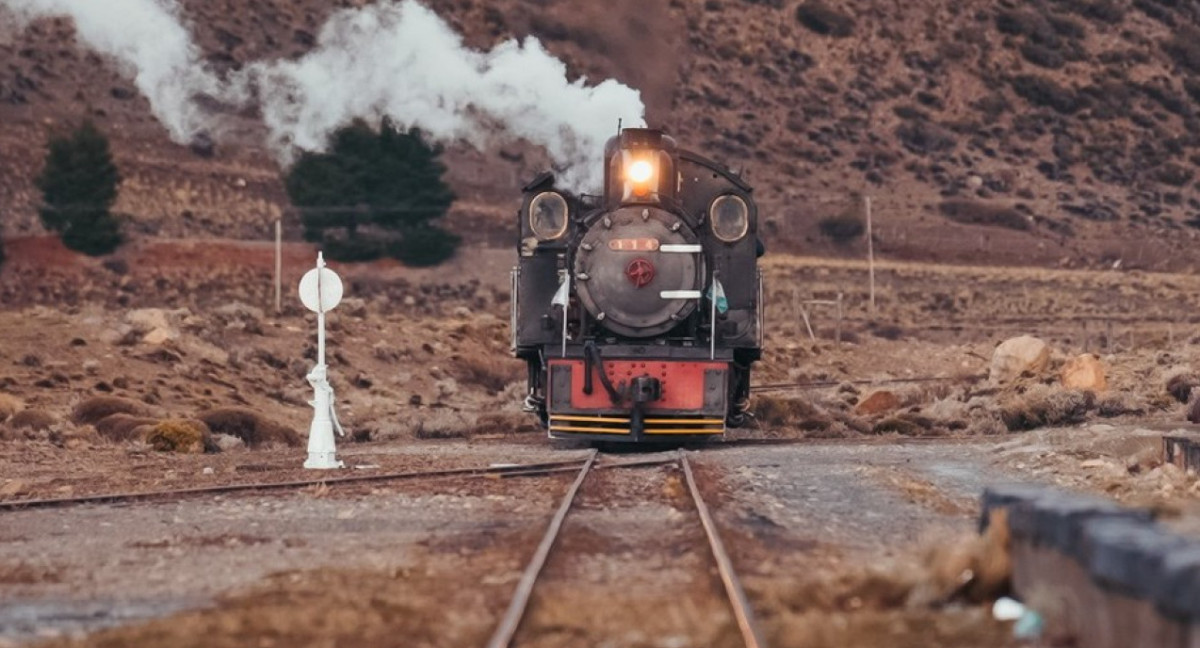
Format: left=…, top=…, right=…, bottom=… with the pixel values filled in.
left=467, top=411, right=540, bottom=436
left=872, top=414, right=938, bottom=436
left=450, top=354, right=523, bottom=394
left=1095, top=391, right=1149, bottom=418
left=198, top=408, right=300, bottom=447
left=414, top=410, right=476, bottom=439
left=999, top=385, right=1094, bottom=431
left=71, top=396, right=147, bottom=425
left=752, top=395, right=836, bottom=430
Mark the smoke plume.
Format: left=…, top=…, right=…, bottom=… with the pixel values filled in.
left=0, top=0, right=647, bottom=192
left=2, top=0, right=222, bottom=142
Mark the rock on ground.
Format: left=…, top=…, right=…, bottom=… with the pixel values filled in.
left=1061, top=354, right=1107, bottom=392
left=989, top=335, right=1050, bottom=384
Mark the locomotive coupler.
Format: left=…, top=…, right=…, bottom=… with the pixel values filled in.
left=630, top=375, right=662, bottom=404
left=628, top=375, right=661, bottom=441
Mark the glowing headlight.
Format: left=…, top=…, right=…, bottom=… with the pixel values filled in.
left=710, top=195, right=750, bottom=242
left=529, top=191, right=569, bottom=241
left=627, top=160, right=654, bottom=184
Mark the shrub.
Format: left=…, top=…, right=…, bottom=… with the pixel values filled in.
left=94, top=413, right=158, bottom=441
left=1011, top=75, right=1082, bottom=114
left=451, top=354, right=524, bottom=394
left=817, top=212, right=865, bottom=244
left=1021, top=42, right=1065, bottom=69
left=286, top=120, right=458, bottom=265
left=751, top=395, right=833, bottom=430
left=999, top=386, right=1095, bottom=431
left=795, top=1, right=855, bottom=37
left=199, top=408, right=301, bottom=447
left=9, top=409, right=57, bottom=432
left=70, top=396, right=145, bottom=425
left=1166, top=371, right=1198, bottom=403
left=895, top=120, right=956, bottom=154
left=414, top=410, right=475, bottom=439
left=36, top=121, right=123, bottom=256
left=939, top=200, right=1030, bottom=230
left=145, top=419, right=210, bottom=454
left=871, top=414, right=932, bottom=436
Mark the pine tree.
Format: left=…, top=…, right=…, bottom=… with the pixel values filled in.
left=36, top=121, right=122, bottom=256
left=286, top=120, right=459, bottom=264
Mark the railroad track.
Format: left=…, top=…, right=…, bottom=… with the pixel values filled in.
left=0, top=437, right=981, bottom=511
left=485, top=449, right=766, bottom=648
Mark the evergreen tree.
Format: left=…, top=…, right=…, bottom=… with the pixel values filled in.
left=286, top=120, right=459, bottom=264
left=36, top=121, right=122, bottom=256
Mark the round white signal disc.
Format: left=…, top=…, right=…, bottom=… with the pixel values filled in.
left=298, top=267, right=344, bottom=313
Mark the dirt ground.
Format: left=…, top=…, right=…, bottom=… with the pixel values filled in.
left=4, top=240, right=1200, bottom=646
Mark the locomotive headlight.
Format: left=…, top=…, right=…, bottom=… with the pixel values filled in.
left=710, top=195, right=750, bottom=242
left=627, top=159, right=654, bottom=184
left=529, top=191, right=569, bottom=241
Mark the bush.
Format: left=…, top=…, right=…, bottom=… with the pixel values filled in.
left=451, top=354, right=524, bottom=394
left=70, top=396, right=146, bottom=425
left=9, top=409, right=57, bottom=432
left=36, top=121, right=123, bottom=256
left=1011, top=75, right=1082, bottom=114
left=1166, top=371, right=1198, bottom=403
left=817, top=213, right=865, bottom=244
left=94, top=413, right=158, bottom=441
left=895, top=120, right=956, bottom=154
left=999, top=386, right=1095, bottom=431
left=286, top=120, right=458, bottom=265
left=198, top=408, right=300, bottom=447
left=145, top=419, right=210, bottom=454
left=939, top=200, right=1030, bottom=230
left=795, top=1, right=855, bottom=37
left=751, top=395, right=834, bottom=430
left=1021, top=42, right=1065, bottom=69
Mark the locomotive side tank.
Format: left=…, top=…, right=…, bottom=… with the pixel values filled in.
left=511, top=128, right=763, bottom=442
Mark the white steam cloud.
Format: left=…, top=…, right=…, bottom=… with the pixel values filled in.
left=0, top=0, right=646, bottom=192
left=2, top=0, right=223, bottom=142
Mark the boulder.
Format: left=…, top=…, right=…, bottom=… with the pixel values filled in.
left=855, top=390, right=902, bottom=416
left=989, top=335, right=1050, bottom=384
left=124, top=308, right=183, bottom=345
left=1060, top=354, right=1107, bottom=392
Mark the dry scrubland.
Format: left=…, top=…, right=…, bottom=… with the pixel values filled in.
left=11, top=0, right=1200, bottom=267
left=0, top=239, right=1198, bottom=502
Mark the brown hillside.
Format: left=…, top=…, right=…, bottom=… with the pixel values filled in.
left=4, top=0, right=1200, bottom=269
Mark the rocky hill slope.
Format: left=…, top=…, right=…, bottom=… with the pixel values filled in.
left=5, top=0, right=1200, bottom=269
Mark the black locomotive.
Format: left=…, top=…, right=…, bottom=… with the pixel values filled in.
left=511, top=128, right=763, bottom=442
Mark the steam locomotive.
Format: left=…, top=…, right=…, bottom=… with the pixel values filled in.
left=511, top=128, right=763, bottom=442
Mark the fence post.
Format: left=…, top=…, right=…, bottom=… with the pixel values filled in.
left=835, top=292, right=844, bottom=344
left=274, top=219, right=282, bottom=314
left=866, top=196, right=875, bottom=320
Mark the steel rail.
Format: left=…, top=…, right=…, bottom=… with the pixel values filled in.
left=0, top=458, right=591, bottom=512
left=485, top=449, right=598, bottom=648
left=680, top=452, right=768, bottom=648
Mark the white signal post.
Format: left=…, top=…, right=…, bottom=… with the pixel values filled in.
left=298, top=252, right=347, bottom=470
